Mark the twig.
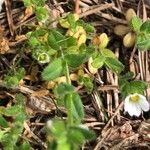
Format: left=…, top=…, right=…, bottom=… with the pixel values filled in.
left=80, top=3, right=114, bottom=18
left=94, top=101, right=124, bottom=150
left=75, top=0, right=79, bottom=14
left=4, top=0, right=14, bottom=36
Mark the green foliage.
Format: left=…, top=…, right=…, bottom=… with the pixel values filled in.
left=47, top=120, right=95, bottom=150
left=48, top=30, right=66, bottom=50
left=23, top=0, right=32, bottom=6
left=4, top=67, right=25, bottom=88
left=131, top=16, right=142, bottom=32
left=67, top=14, right=77, bottom=29
left=54, top=83, right=75, bottom=99
left=78, top=75, right=94, bottom=94
left=42, top=58, right=65, bottom=80
left=32, top=0, right=46, bottom=6
left=54, top=83, right=84, bottom=124
left=140, top=20, right=150, bottom=33
left=92, top=54, right=106, bottom=68
left=105, top=57, right=124, bottom=74
left=133, top=19, right=150, bottom=50
left=22, top=1, right=150, bottom=149
left=35, top=7, right=48, bottom=22
left=119, top=73, right=147, bottom=98
left=65, top=54, right=88, bottom=68
left=0, top=94, right=30, bottom=149
left=91, top=48, right=124, bottom=74
left=136, top=32, right=150, bottom=50
left=23, top=0, right=48, bottom=23
left=77, top=20, right=95, bottom=33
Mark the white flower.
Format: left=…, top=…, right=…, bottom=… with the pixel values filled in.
left=124, top=93, right=150, bottom=117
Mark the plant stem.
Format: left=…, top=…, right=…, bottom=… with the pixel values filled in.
left=60, top=47, right=73, bottom=125
left=65, top=61, right=71, bottom=85
left=66, top=93, right=73, bottom=126
left=75, top=0, right=79, bottom=14
left=64, top=60, right=73, bottom=125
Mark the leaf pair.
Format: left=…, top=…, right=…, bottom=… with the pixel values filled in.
left=131, top=17, right=150, bottom=50
left=92, top=49, right=124, bottom=74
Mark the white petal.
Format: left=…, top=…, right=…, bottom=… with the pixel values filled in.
left=129, top=102, right=141, bottom=117
left=139, top=95, right=150, bottom=112
left=124, top=95, right=142, bottom=117
left=124, top=95, right=130, bottom=112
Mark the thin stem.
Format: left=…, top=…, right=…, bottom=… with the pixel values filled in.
left=66, top=94, right=73, bottom=126
left=75, top=0, right=79, bottom=14
left=65, top=61, right=71, bottom=85
left=60, top=47, right=72, bottom=125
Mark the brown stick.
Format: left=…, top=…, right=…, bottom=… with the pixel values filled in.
left=4, top=0, right=14, bottom=36
left=75, top=0, right=79, bottom=14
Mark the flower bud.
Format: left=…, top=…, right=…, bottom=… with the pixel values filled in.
left=123, top=32, right=136, bottom=48
left=125, top=8, right=136, bottom=23
left=114, top=25, right=130, bottom=36
left=70, top=73, right=78, bottom=81
left=99, top=33, right=109, bottom=49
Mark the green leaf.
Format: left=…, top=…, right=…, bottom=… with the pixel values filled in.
left=54, top=83, right=75, bottom=99
left=35, top=7, right=48, bottom=22
left=28, top=36, right=40, bottom=48
left=50, top=119, right=66, bottom=138
left=19, top=141, right=31, bottom=150
left=136, top=33, right=150, bottom=50
left=0, top=106, right=21, bottom=116
left=42, top=58, right=64, bottom=80
left=15, top=68, right=25, bottom=81
left=68, top=127, right=85, bottom=145
left=140, top=20, right=150, bottom=33
left=23, top=0, right=32, bottom=6
left=71, top=93, right=84, bottom=122
left=105, top=57, right=124, bottom=74
left=15, top=93, right=25, bottom=106
left=81, top=76, right=93, bottom=94
left=119, top=72, right=134, bottom=91
left=67, top=14, right=76, bottom=29
left=92, top=54, right=106, bottom=68
left=121, top=80, right=147, bottom=97
left=130, top=80, right=147, bottom=94
left=101, top=49, right=115, bottom=58
left=131, top=16, right=142, bottom=32
left=48, top=30, right=66, bottom=50
left=78, top=20, right=95, bottom=33
left=66, top=37, right=77, bottom=47
left=120, top=72, right=134, bottom=81
left=66, top=46, right=79, bottom=54
left=65, top=54, right=87, bottom=68
left=5, top=76, right=19, bottom=88
left=0, top=130, right=6, bottom=141
left=68, top=125, right=95, bottom=144
left=0, top=115, right=9, bottom=128
left=32, top=0, right=45, bottom=6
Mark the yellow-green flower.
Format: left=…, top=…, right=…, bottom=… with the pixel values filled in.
left=124, top=93, right=150, bottom=117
